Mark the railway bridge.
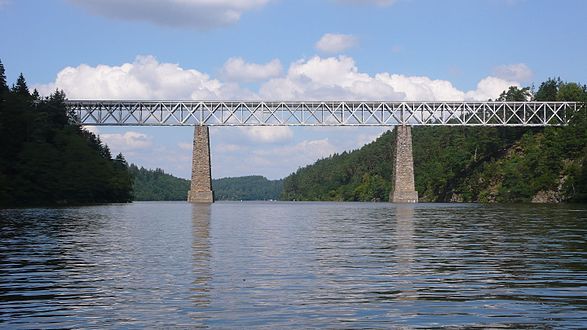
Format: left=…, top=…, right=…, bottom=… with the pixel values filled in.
left=65, top=100, right=579, bottom=203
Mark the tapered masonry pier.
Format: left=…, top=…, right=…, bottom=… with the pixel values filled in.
left=188, top=126, right=214, bottom=203
left=390, top=125, right=418, bottom=203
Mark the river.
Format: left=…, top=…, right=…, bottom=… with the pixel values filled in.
left=1, top=202, right=586, bottom=328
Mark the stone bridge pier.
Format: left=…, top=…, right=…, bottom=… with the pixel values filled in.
left=188, top=126, right=214, bottom=203
left=390, top=125, right=418, bottom=203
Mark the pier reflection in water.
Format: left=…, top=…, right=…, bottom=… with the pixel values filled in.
left=190, top=203, right=211, bottom=324
left=394, top=205, right=416, bottom=301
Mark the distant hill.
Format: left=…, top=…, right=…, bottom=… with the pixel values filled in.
left=129, top=165, right=190, bottom=201
left=213, top=176, right=283, bottom=201
left=129, top=165, right=282, bottom=201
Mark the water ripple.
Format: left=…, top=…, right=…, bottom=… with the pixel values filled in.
left=1, top=202, right=586, bottom=328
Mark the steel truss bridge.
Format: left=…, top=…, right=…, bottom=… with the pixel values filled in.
left=65, top=100, right=581, bottom=126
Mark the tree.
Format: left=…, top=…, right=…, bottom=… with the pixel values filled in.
left=0, top=59, right=7, bottom=93
left=534, top=78, right=561, bottom=101
left=497, top=86, right=532, bottom=101
left=12, top=73, right=30, bottom=96
left=0, top=62, right=134, bottom=207
left=31, top=89, right=40, bottom=100
left=557, top=82, right=587, bottom=102
left=0, top=60, right=6, bottom=139
left=111, top=153, right=134, bottom=202
left=46, top=89, right=70, bottom=127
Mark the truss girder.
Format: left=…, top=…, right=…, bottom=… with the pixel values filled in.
left=65, top=101, right=580, bottom=126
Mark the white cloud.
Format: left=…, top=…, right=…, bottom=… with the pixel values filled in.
left=68, top=0, right=271, bottom=29
left=239, top=126, right=293, bottom=143
left=315, top=33, right=358, bottom=53
left=493, top=63, right=533, bottom=82
left=259, top=55, right=517, bottom=101
left=221, top=57, right=282, bottom=82
left=260, top=56, right=402, bottom=100
left=464, top=76, right=519, bottom=101
left=376, top=73, right=466, bottom=101
left=37, top=54, right=520, bottom=104
left=253, top=138, right=337, bottom=167
left=137, top=144, right=192, bottom=178
left=35, top=55, right=253, bottom=100
left=334, top=0, right=397, bottom=6
left=100, top=131, right=153, bottom=151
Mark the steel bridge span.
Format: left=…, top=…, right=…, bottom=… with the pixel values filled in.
left=65, top=100, right=582, bottom=203
left=66, top=101, right=576, bottom=126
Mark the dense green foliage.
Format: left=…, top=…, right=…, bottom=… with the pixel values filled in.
left=282, top=133, right=394, bottom=201
left=0, top=62, right=133, bottom=207
left=466, top=80, right=587, bottom=203
left=282, top=79, right=587, bottom=203
left=213, top=176, right=283, bottom=201
left=130, top=165, right=282, bottom=201
left=129, top=165, right=190, bottom=201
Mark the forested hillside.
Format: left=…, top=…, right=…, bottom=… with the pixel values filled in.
left=281, top=132, right=394, bottom=202
left=0, top=61, right=133, bottom=207
left=130, top=165, right=282, bottom=201
left=213, top=176, right=283, bottom=201
left=129, top=165, right=190, bottom=201
left=282, top=79, right=587, bottom=203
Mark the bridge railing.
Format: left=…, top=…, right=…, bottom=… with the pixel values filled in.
left=64, top=101, right=581, bottom=126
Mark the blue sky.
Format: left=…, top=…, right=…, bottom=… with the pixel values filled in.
left=1, top=0, right=586, bottom=179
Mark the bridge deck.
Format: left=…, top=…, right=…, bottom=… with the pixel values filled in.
left=65, top=100, right=580, bottom=126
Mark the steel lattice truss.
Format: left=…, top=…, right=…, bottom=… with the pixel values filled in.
left=65, top=100, right=581, bottom=126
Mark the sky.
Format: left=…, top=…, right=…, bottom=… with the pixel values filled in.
left=1, top=0, right=586, bottom=180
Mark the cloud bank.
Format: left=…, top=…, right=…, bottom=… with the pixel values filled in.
left=68, top=0, right=271, bottom=28
left=37, top=55, right=521, bottom=103
left=36, top=55, right=251, bottom=100
left=260, top=56, right=518, bottom=101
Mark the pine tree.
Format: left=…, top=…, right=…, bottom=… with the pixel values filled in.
left=0, top=59, right=7, bottom=93
left=534, top=78, right=561, bottom=101
left=12, top=73, right=30, bottom=96
left=115, top=153, right=129, bottom=167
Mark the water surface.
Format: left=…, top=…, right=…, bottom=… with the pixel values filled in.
left=1, top=202, right=586, bottom=328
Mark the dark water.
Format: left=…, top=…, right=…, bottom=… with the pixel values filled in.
left=1, top=202, right=586, bottom=328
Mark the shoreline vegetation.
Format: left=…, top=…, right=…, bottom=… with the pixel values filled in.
left=1, top=59, right=586, bottom=206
